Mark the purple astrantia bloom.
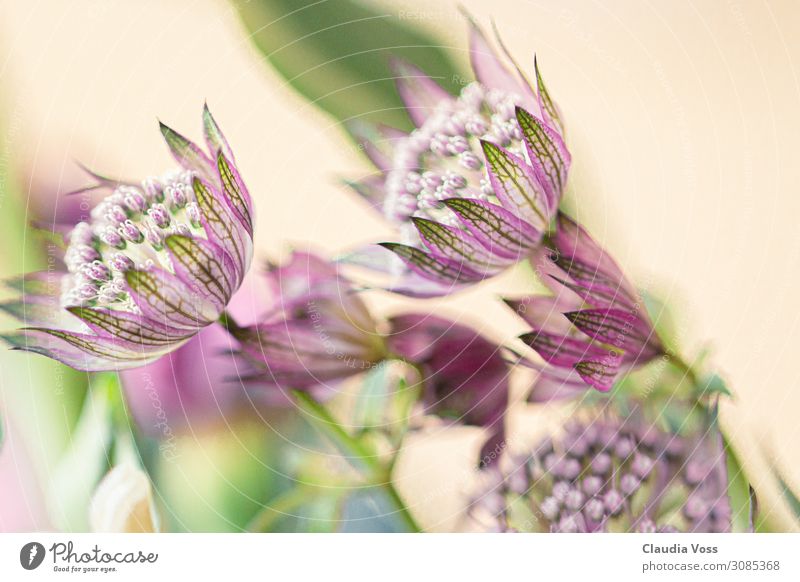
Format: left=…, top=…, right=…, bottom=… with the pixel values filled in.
left=235, top=251, right=388, bottom=389
left=387, top=314, right=509, bottom=463
left=1, top=107, right=254, bottom=371
left=346, top=20, right=570, bottom=296
left=506, top=213, right=664, bottom=394
left=467, top=408, right=731, bottom=533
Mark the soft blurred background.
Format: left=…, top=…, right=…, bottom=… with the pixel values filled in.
left=0, top=0, right=798, bottom=531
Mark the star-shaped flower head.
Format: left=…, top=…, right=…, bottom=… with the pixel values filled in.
left=346, top=19, right=570, bottom=296
left=1, top=106, right=254, bottom=371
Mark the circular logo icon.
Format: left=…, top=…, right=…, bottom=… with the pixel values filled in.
left=20, top=542, right=46, bottom=570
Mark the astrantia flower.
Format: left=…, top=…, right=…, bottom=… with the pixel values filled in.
left=467, top=408, right=731, bottom=533
left=347, top=20, right=570, bottom=296
left=235, top=251, right=388, bottom=389
left=1, top=106, right=254, bottom=371
left=507, top=213, right=664, bottom=393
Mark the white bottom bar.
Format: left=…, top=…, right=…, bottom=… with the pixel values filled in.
left=1, top=533, right=798, bottom=581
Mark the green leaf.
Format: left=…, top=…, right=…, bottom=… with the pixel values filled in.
left=154, top=418, right=283, bottom=532
left=337, top=488, right=414, bottom=532
left=47, top=382, right=114, bottom=531
left=724, top=436, right=756, bottom=532
left=778, top=476, right=800, bottom=520
left=641, top=290, right=679, bottom=352
left=293, top=391, right=379, bottom=474
left=0, top=111, right=88, bottom=472
left=390, top=377, right=420, bottom=447
left=230, top=0, right=465, bottom=131
left=352, top=362, right=391, bottom=431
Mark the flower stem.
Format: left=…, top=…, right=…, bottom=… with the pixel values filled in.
left=378, top=477, right=422, bottom=533
left=669, top=352, right=701, bottom=388
left=293, top=391, right=422, bottom=532
left=246, top=485, right=318, bottom=532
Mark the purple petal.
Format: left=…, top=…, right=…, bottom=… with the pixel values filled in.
left=0, top=298, right=66, bottom=328
left=262, top=252, right=376, bottom=335
left=551, top=272, right=635, bottom=311
left=519, top=328, right=608, bottom=368
left=574, top=358, right=622, bottom=392
left=337, top=245, right=464, bottom=298
left=388, top=313, right=509, bottom=430
left=120, top=321, right=248, bottom=433
left=467, top=17, right=527, bottom=98
left=443, top=197, right=542, bottom=259
left=66, top=162, right=134, bottom=197
left=385, top=270, right=468, bottom=298
left=515, top=106, right=571, bottom=208
left=124, top=267, right=219, bottom=329
left=532, top=245, right=635, bottom=310
left=202, top=104, right=235, bottom=164
left=239, top=321, right=376, bottom=388
left=534, top=56, right=565, bottom=135
left=488, top=21, right=540, bottom=111
left=412, top=217, right=509, bottom=274
left=378, top=243, right=486, bottom=285
left=66, top=306, right=191, bottom=351
left=565, top=307, right=662, bottom=360
left=158, top=121, right=214, bottom=181
left=216, top=151, right=254, bottom=236
left=480, top=140, right=551, bottom=230
left=349, top=122, right=409, bottom=173
left=192, top=177, right=253, bottom=286
left=164, top=235, right=236, bottom=311
left=1, top=327, right=169, bottom=371
left=390, top=58, right=453, bottom=127
left=504, top=294, right=582, bottom=334
left=551, top=213, right=639, bottom=307
left=4, top=271, right=64, bottom=296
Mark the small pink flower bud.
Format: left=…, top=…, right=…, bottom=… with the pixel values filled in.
left=83, top=260, right=110, bottom=282
left=118, top=220, right=144, bottom=244
left=147, top=204, right=171, bottom=228
left=109, top=253, right=134, bottom=272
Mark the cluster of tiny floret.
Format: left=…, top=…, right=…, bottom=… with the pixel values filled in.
left=61, top=170, right=203, bottom=310
left=469, top=418, right=730, bottom=533
left=384, top=82, right=526, bottom=244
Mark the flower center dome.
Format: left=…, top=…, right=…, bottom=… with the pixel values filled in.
left=384, top=82, right=525, bottom=240
left=61, top=169, right=204, bottom=312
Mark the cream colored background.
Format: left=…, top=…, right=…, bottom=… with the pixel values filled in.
left=0, top=0, right=798, bottom=531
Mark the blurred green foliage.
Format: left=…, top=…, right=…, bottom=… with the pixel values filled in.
left=0, top=108, right=88, bottom=511
left=231, top=0, right=465, bottom=132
